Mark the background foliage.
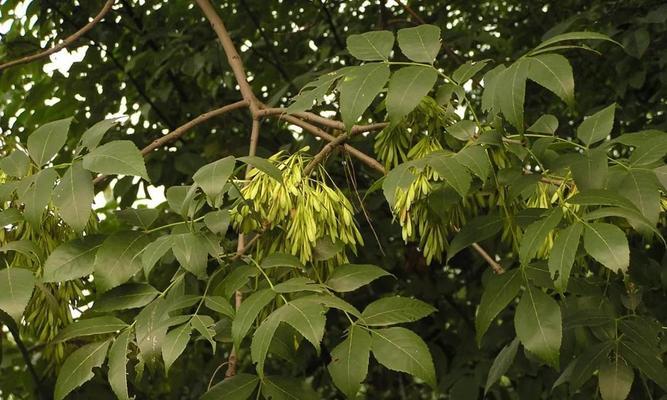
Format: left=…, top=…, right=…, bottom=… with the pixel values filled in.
left=1, top=1, right=667, bottom=399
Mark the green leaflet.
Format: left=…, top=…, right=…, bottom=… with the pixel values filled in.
left=361, top=296, right=436, bottom=326
left=396, top=24, right=441, bottom=63
left=518, top=208, right=563, bottom=265
left=26, top=117, right=72, bottom=166
left=0, top=267, right=35, bottom=323
left=42, top=236, right=103, bottom=282
left=0, top=150, right=30, bottom=177
left=548, top=222, right=583, bottom=292
left=598, top=358, right=634, bottom=400
left=485, top=337, right=520, bottom=394
left=93, top=283, right=159, bottom=312
left=193, top=156, right=236, bottom=201
left=94, top=231, right=150, bottom=292
left=325, top=263, right=392, bottom=292
left=346, top=30, right=394, bottom=61
left=452, top=60, right=489, bottom=84
left=82, top=140, right=149, bottom=180
left=108, top=329, right=131, bottom=400
left=370, top=327, right=437, bottom=388
left=232, top=289, right=276, bottom=350
left=54, top=340, right=111, bottom=400
left=514, top=283, right=562, bottom=368
left=576, top=104, right=616, bottom=146
left=115, top=207, right=160, bottom=229
left=202, top=373, right=259, bottom=400
left=497, top=59, right=529, bottom=134
left=339, top=63, right=390, bottom=130
left=54, top=316, right=128, bottom=342
left=527, top=114, right=558, bottom=134
left=53, top=162, right=94, bottom=232
left=386, top=66, right=438, bottom=123
left=527, top=53, right=575, bottom=107
left=475, top=268, right=522, bottom=344
left=583, top=222, right=629, bottom=273
left=78, top=118, right=117, bottom=153
left=261, top=375, right=319, bottom=400
left=570, top=148, right=608, bottom=191
left=328, top=325, right=371, bottom=399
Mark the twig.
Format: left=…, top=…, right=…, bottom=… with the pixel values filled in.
left=0, top=0, right=115, bottom=72
left=318, top=0, right=345, bottom=50
left=399, top=1, right=426, bottom=24
left=92, top=100, right=248, bottom=184
left=303, top=132, right=350, bottom=175
left=471, top=243, right=504, bottom=274
left=258, top=107, right=388, bottom=134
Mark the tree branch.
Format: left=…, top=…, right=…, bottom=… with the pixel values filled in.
left=92, top=100, right=248, bottom=185
left=303, top=132, right=350, bottom=175
left=0, top=0, right=115, bottom=72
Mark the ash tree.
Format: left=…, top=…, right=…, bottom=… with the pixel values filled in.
left=1, top=1, right=667, bottom=399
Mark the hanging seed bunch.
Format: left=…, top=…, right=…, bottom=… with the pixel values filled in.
left=231, top=149, right=363, bottom=265
left=0, top=173, right=89, bottom=374
left=375, top=96, right=454, bottom=168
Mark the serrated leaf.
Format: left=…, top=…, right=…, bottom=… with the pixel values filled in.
left=251, top=312, right=281, bottom=376
left=328, top=325, right=371, bottom=399
left=27, top=117, right=72, bottom=166
left=485, top=337, right=520, bottom=394
left=577, top=104, right=616, bottom=146
left=278, top=298, right=327, bottom=353
left=361, top=296, right=435, bottom=326
left=567, top=189, right=639, bottom=211
left=232, top=289, right=276, bottom=350
left=339, top=63, right=390, bottom=130
left=519, top=208, right=563, bottom=265
left=202, top=373, right=259, bottom=400
left=570, top=340, right=614, bottom=390
left=583, top=222, right=629, bottom=273
left=193, top=156, right=235, bottom=201
left=527, top=54, right=575, bottom=107
left=386, top=66, right=437, bottom=123
left=43, top=236, right=103, bottom=282
left=619, top=340, right=667, bottom=391
left=599, top=358, right=634, bottom=400
left=452, top=60, right=489, bottom=84
left=481, top=65, right=506, bottom=113
left=272, top=277, right=323, bottom=293
left=448, top=214, right=503, bottom=261
left=53, top=162, right=93, bottom=232
left=514, top=284, right=562, bottom=368
left=0, top=208, right=21, bottom=226
left=161, top=323, right=191, bottom=374
left=135, top=298, right=170, bottom=366
left=94, top=231, right=150, bottom=293
left=115, top=207, right=160, bottom=229
left=346, top=30, right=394, bottom=61
left=397, top=24, right=441, bottom=63
left=0, top=150, right=30, bottom=177
left=108, top=329, right=131, bottom=400
left=0, top=267, right=35, bottom=323
left=261, top=375, right=319, bottom=400
left=94, top=283, right=159, bottom=312
left=548, top=222, right=583, bottom=292
left=55, top=316, right=128, bottom=342
left=78, top=119, right=117, bottom=153
left=428, top=154, right=471, bottom=197
left=172, top=232, right=208, bottom=279
left=326, top=264, right=392, bottom=292
left=497, top=60, right=529, bottom=133
left=237, top=155, right=283, bottom=182
left=82, top=140, right=149, bottom=180
left=370, top=327, right=436, bottom=387
left=476, top=268, right=522, bottom=344
left=214, top=265, right=259, bottom=299
left=0, top=240, right=40, bottom=260
left=287, top=69, right=348, bottom=114
left=455, top=145, right=491, bottom=182
left=527, top=114, right=559, bottom=134
left=54, top=340, right=111, bottom=400
left=570, top=148, right=608, bottom=191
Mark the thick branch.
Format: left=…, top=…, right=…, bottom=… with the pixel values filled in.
left=0, top=0, right=115, bottom=72
left=195, top=0, right=260, bottom=113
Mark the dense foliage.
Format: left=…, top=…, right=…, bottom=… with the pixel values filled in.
left=2, top=1, right=667, bottom=399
